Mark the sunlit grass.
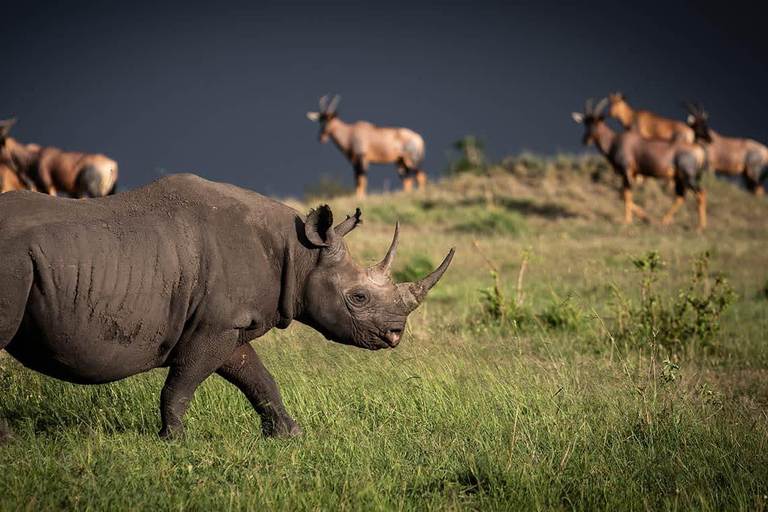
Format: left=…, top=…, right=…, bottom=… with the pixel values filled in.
left=2, top=158, right=768, bottom=509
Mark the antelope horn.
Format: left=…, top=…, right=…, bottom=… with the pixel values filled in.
left=681, top=101, right=699, bottom=116
left=368, top=222, right=399, bottom=278
left=0, top=118, right=17, bottom=137
left=585, top=98, right=594, bottom=115
left=593, top=97, right=609, bottom=116
left=327, top=94, right=341, bottom=113
left=319, top=95, right=329, bottom=112
left=397, top=247, right=456, bottom=311
left=695, top=102, right=708, bottom=119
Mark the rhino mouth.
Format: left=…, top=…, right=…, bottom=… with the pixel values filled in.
left=383, top=328, right=402, bottom=347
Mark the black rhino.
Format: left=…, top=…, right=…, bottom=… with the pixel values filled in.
left=0, top=174, right=454, bottom=440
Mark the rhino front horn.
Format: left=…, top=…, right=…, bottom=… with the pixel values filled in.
left=397, top=247, right=456, bottom=311
left=369, top=222, right=399, bottom=279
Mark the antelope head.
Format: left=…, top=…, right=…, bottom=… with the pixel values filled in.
left=571, top=98, right=609, bottom=146
left=682, top=101, right=713, bottom=143
left=306, top=94, right=342, bottom=143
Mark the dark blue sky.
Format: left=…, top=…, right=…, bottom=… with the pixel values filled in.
left=5, top=0, right=767, bottom=196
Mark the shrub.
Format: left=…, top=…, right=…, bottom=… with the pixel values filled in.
left=613, top=251, right=737, bottom=354
left=446, top=136, right=486, bottom=175
left=538, top=293, right=588, bottom=332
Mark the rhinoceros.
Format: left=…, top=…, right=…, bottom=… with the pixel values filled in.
left=0, top=174, right=454, bottom=441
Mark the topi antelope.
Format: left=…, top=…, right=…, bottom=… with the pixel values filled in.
left=1, top=118, right=117, bottom=198
left=33, top=145, right=118, bottom=198
left=683, top=101, right=768, bottom=195
left=306, top=95, right=426, bottom=198
left=0, top=118, right=118, bottom=198
left=608, top=92, right=694, bottom=143
left=572, top=98, right=708, bottom=231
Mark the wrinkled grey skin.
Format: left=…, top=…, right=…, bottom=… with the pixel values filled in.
left=0, top=174, right=454, bottom=441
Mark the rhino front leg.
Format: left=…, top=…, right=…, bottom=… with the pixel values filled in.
left=216, top=343, right=303, bottom=438
left=158, top=329, right=240, bottom=440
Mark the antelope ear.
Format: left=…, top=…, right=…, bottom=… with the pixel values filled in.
left=306, top=111, right=321, bottom=122
left=687, top=114, right=695, bottom=125
left=305, top=204, right=335, bottom=247
left=571, top=112, right=584, bottom=123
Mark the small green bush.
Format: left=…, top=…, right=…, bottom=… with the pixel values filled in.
left=445, top=136, right=486, bottom=175
left=538, top=293, right=588, bottom=332
left=613, top=251, right=737, bottom=354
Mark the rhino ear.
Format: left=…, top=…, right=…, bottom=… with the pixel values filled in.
left=305, top=204, right=336, bottom=247
left=334, top=208, right=362, bottom=237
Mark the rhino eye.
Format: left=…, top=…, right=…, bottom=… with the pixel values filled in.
left=348, top=290, right=369, bottom=306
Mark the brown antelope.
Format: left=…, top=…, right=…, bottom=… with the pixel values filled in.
left=0, top=118, right=118, bottom=198
left=306, top=95, right=426, bottom=198
left=608, top=92, right=695, bottom=143
left=33, top=146, right=118, bottom=197
left=683, top=102, right=768, bottom=195
left=572, top=98, right=708, bottom=231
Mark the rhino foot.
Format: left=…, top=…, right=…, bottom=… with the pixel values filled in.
left=0, top=424, right=17, bottom=445
left=158, top=426, right=187, bottom=442
left=263, top=417, right=303, bottom=438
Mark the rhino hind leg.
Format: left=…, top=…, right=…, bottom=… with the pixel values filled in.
left=158, top=329, right=241, bottom=440
left=216, top=343, right=302, bottom=438
left=0, top=254, right=34, bottom=442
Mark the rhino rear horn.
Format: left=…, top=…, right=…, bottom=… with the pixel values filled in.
left=397, top=247, right=456, bottom=311
left=368, top=222, right=399, bottom=278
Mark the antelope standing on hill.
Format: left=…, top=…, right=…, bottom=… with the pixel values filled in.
left=572, top=98, right=708, bottom=231
left=0, top=118, right=118, bottom=198
left=608, top=93, right=694, bottom=143
left=683, top=102, right=768, bottom=195
left=306, top=95, right=426, bottom=198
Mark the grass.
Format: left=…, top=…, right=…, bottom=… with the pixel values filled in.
left=2, top=155, right=768, bottom=510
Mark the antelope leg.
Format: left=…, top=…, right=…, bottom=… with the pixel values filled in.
left=660, top=196, right=685, bottom=226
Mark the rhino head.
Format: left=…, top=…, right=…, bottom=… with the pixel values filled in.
left=300, top=205, right=455, bottom=350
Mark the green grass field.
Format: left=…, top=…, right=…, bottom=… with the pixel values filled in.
left=2, top=157, right=768, bottom=510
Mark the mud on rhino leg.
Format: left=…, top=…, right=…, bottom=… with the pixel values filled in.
left=158, top=329, right=240, bottom=441
left=216, top=343, right=303, bottom=438
left=0, top=254, right=34, bottom=442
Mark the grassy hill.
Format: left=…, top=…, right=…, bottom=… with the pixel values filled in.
left=2, top=156, right=768, bottom=510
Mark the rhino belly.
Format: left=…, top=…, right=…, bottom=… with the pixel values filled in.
left=8, top=302, right=174, bottom=384
left=6, top=251, right=185, bottom=384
